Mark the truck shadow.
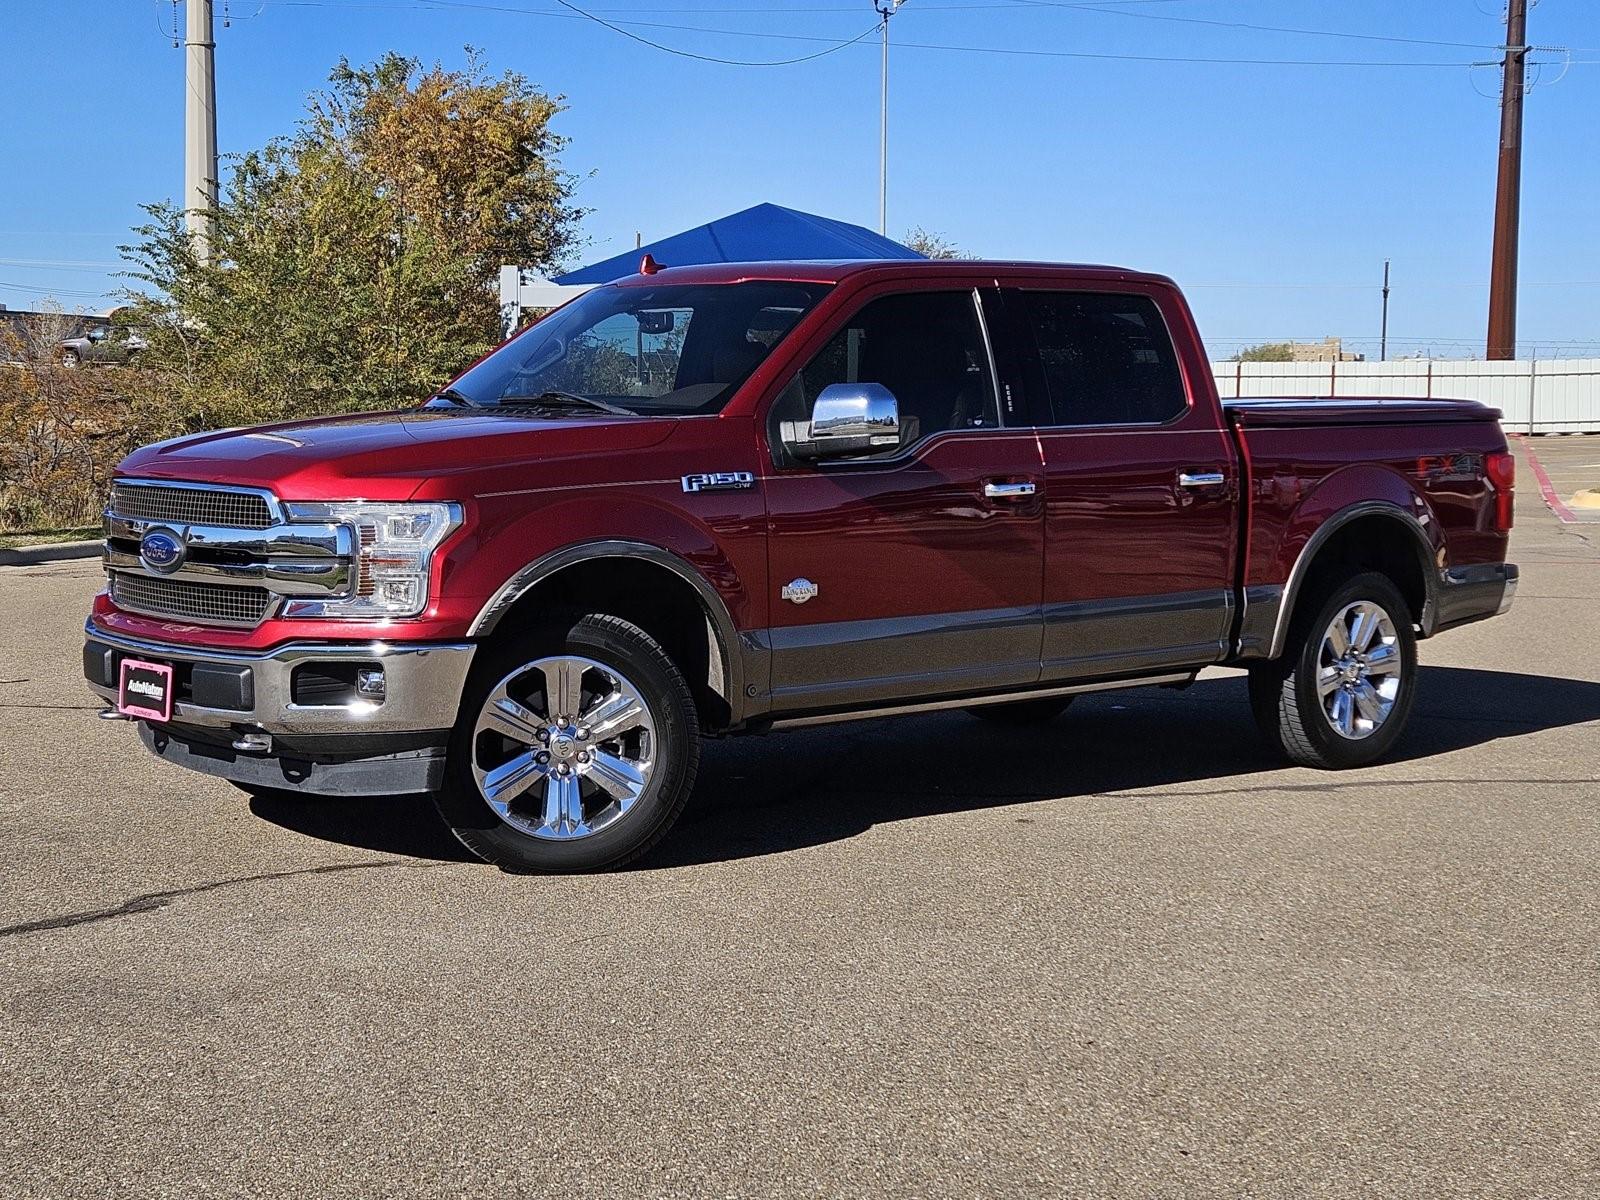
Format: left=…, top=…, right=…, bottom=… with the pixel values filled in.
left=644, top=665, right=1600, bottom=869
left=246, top=665, right=1600, bottom=869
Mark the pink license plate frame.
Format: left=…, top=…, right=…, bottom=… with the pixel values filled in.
left=117, top=658, right=175, bottom=722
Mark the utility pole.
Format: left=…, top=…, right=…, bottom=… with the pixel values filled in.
left=876, top=0, right=906, bottom=236
left=1380, top=259, right=1391, bottom=362
left=1486, top=0, right=1528, bottom=360
left=185, top=0, right=219, bottom=264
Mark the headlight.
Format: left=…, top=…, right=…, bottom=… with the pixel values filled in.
left=280, top=501, right=461, bottom=619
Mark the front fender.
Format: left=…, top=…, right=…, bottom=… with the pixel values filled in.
left=449, top=486, right=764, bottom=720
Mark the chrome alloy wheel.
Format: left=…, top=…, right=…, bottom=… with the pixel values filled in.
left=1317, top=600, right=1402, bottom=740
left=470, top=655, right=657, bottom=841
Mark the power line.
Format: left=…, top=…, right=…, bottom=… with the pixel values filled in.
left=0, top=281, right=116, bottom=300
left=266, top=0, right=1552, bottom=68
left=539, top=0, right=881, bottom=65
left=1010, top=0, right=1505, bottom=51
left=0, top=258, right=125, bottom=273
left=274, top=0, right=882, bottom=64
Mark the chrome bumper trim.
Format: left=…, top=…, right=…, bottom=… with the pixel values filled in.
left=1434, top=562, right=1518, bottom=633
left=84, top=620, right=475, bottom=735
left=1497, top=571, right=1519, bottom=615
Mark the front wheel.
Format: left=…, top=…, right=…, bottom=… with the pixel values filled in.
left=1248, top=571, right=1418, bottom=769
left=434, top=614, right=701, bottom=872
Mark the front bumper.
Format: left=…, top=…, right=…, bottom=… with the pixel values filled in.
left=84, top=621, right=475, bottom=795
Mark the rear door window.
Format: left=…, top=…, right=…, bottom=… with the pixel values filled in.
left=1023, top=291, right=1187, bottom=426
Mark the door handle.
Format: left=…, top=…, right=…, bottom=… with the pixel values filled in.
left=1176, top=470, right=1227, bottom=489
left=983, top=481, right=1037, bottom=499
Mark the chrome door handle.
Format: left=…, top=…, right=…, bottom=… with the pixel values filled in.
left=983, top=481, right=1037, bottom=499
left=1177, top=471, right=1227, bottom=489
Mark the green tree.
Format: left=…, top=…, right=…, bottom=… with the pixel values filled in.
left=1232, top=341, right=1295, bottom=363
left=121, top=50, right=583, bottom=436
left=902, top=226, right=971, bottom=260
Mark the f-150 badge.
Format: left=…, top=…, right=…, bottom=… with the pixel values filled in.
left=682, top=471, right=755, bottom=493
left=781, top=578, right=819, bottom=605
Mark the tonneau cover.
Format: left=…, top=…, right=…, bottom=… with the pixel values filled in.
left=1224, top=397, right=1500, bottom=427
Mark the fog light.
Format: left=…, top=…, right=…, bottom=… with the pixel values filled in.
left=355, top=667, right=386, bottom=701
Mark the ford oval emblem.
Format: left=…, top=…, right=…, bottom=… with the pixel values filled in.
left=138, top=529, right=185, bottom=574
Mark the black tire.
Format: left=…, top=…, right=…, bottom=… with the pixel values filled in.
left=60, top=349, right=80, bottom=368
left=434, top=613, right=700, bottom=873
left=965, top=696, right=1074, bottom=724
left=1248, top=570, right=1418, bottom=769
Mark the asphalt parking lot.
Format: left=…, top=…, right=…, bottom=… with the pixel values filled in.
left=4, top=440, right=1600, bottom=1198
left=1521, top=432, right=1600, bottom=522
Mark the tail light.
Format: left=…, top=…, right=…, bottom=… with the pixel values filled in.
left=1486, top=451, right=1515, bottom=532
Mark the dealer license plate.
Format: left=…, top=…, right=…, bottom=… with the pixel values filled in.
left=117, top=658, right=174, bottom=722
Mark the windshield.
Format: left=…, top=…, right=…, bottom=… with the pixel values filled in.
left=436, top=281, right=831, bottom=416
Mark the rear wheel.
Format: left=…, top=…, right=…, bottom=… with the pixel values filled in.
left=965, top=696, right=1074, bottom=724
left=1249, top=571, right=1417, bottom=769
left=60, top=348, right=80, bottom=368
left=434, top=613, right=700, bottom=872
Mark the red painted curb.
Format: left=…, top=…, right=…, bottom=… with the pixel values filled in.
left=1513, top=434, right=1579, bottom=524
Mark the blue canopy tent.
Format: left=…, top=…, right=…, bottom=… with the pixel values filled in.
left=553, top=203, right=923, bottom=285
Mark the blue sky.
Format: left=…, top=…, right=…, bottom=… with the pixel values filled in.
left=4, top=0, right=1598, bottom=358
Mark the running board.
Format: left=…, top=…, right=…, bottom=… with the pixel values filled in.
left=766, top=672, right=1197, bottom=730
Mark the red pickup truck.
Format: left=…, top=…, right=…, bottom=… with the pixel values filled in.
left=84, top=260, right=1517, bottom=871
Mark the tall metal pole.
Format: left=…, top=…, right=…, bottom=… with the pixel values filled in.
left=877, top=2, right=890, bottom=235
left=1380, top=259, right=1391, bottom=362
left=875, top=0, right=904, bottom=237
left=185, top=0, right=218, bottom=264
left=1487, top=0, right=1528, bottom=360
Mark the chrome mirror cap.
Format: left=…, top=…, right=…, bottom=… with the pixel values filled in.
left=809, top=382, right=900, bottom=444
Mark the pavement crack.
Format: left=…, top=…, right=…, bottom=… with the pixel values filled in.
left=0, top=703, right=104, bottom=711
left=0, top=861, right=404, bottom=939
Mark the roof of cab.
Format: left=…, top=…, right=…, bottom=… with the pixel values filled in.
left=609, top=258, right=1178, bottom=290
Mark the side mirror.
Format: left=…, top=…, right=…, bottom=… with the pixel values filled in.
left=786, top=383, right=900, bottom=459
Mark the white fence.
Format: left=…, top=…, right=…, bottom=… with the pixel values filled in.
left=1210, top=359, right=1600, bottom=434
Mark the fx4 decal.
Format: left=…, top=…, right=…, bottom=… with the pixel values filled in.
left=1415, top=454, right=1482, bottom=484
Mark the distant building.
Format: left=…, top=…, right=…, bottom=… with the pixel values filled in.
left=1289, top=337, right=1364, bottom=363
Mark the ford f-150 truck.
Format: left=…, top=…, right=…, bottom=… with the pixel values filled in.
left=83, top=260, right=1518, bottom=871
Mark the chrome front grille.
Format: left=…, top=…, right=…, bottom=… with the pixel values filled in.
left=102, top=479, right=356, bottom=628
left=110, top=482, right=274, bottom=530
left=111, top=574, right=274, bottom=626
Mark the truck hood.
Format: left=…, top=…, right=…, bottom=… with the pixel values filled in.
left=118, top=408, right=680, bottom=501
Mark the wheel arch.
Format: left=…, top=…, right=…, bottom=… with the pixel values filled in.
left=1268, top=501, right=1440, bottom=660
left=469, top=539, right=748, bottom=729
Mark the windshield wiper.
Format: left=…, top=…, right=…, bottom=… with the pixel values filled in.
left=495, top=390, right=636, bottom=417
left=430, top=387, right=478, bottom=408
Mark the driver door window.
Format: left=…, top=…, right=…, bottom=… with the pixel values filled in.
left=776, top=290, right=999, bottom=454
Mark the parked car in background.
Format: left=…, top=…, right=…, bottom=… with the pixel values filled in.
left=59, top=322, right=146, bottom=368
left=83, top=259, right=1518, bottom=872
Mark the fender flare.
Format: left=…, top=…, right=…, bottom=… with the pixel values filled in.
left=468, top=539, right=747, bottom=720
left=1268, top=500, right=1441, bottom=660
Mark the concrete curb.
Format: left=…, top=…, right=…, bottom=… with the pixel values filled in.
left=0, top=540, right=101, bottom=567
left=1513, top=435, right=1579, bottom=524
